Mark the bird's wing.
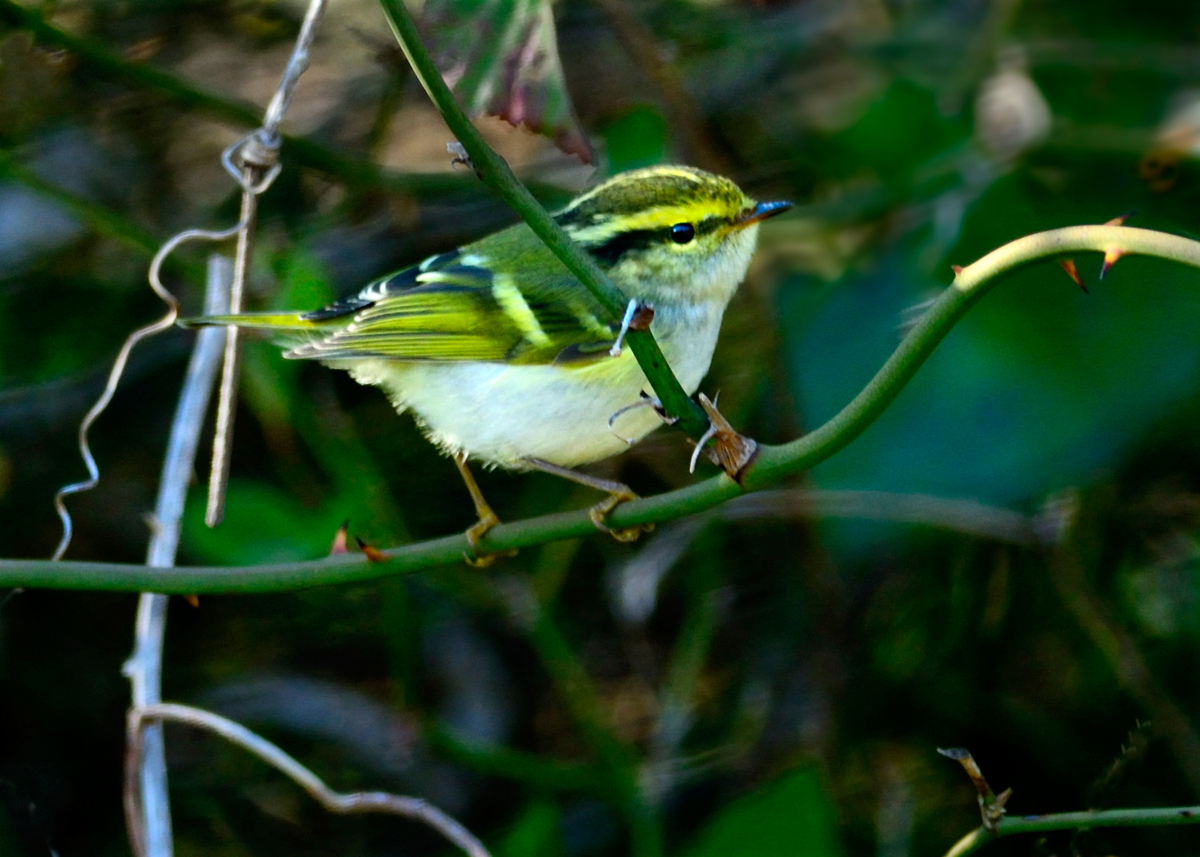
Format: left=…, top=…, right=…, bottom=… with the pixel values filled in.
left=287, top=229, right=618, bottom=366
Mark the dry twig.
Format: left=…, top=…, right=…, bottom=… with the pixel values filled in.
left=126, top=704, right=490, bottom=857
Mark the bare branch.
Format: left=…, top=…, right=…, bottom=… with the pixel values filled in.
left=205, top=0, right=328, bottom=526
left=121, top=257, right=232, bottom=857
left=126, top=703, right=491, bottom=857
left=110, top=2, right=330, bottom=853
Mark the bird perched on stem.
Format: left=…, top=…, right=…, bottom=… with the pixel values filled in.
left=183, top=165, right=790, bottom=558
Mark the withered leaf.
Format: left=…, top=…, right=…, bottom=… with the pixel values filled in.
left=420, top=0, right=593, bottom=161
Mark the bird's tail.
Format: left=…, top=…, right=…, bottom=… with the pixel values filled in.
left=178, top=312, right=324, bottom=332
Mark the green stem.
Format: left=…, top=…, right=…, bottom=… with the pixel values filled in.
left=745, top=225, right=1200, bottom=486
left=944, top=806, right=1200, bottom=857
left=375, top=0, right=709, bottom=438
left=5, top=225, right=1200, bottom=591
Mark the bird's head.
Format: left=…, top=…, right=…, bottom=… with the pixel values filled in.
left=555, top=166, right=792, bottom=305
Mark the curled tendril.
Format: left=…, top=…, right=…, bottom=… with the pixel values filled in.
left=51, top=221, right=246, bottom=561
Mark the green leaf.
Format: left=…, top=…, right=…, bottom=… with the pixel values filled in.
left=681, top=766, right=843, bottom=857
left=420, top=0, right=593, bottom=161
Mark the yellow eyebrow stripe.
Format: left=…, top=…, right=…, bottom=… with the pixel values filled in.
left=565, top=201, right=737, bottom=243
left=619, top=201, right=736, bottom=230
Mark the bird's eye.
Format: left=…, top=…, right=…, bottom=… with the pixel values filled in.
left=670, top=223, right=695, bottom=244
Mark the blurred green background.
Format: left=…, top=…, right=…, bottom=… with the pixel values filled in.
left=5, top=0, right=1200, bottom=855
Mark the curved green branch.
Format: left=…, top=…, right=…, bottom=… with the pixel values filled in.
left=748, top=225, right=1200, bottom=485
left=944, top=805, right=1200, bottom=857
left=4, top=224, right=1199, bottom=591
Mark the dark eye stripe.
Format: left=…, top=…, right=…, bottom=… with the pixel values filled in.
left=583, top=216, right=725, bottom=266
left=586, top=228, right=659, bottom=266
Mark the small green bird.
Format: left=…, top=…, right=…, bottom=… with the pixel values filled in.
left=184, top=165, right=790, bottom=553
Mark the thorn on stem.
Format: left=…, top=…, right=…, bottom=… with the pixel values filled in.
left=609, top=300, right=655, bottom=357
left=629, top=302, right=655, bottom=331
left=354, top=536, right=387, bottom=563
left=951, top=264, right=964, bottom=276
left=1104, top=210, right=1136, bottom=227
left=183, top=595, right=200, bottom=608
left=1058, top=258, right=1088, bottom=293
left=329, top=519, right=350, bottom=556
left=1099, top=247, right=1125, bottom=281
left=938, top=747, right=1010, bottom=832
left=694, top=393, right=758, bottom=483
left=688, top=418, right=719, bottom=474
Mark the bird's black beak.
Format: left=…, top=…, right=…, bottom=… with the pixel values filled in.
left=735, top=200, right=793, bottom=227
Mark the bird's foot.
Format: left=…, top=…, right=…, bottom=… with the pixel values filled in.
left=521, top=457, right=653, bottom=543
left=454, top=452, right=517, bottom=567
left=462, top=509, right=517, bottom=567
left=587, top=488, right=653, bottom=543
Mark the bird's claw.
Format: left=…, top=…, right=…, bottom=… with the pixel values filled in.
left=588, top=490, right=653, bottom=543
left=462, top=510, right=516, bottom=567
